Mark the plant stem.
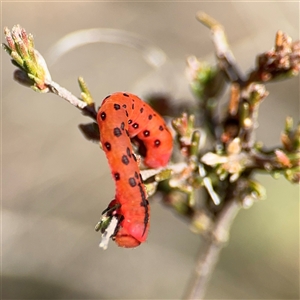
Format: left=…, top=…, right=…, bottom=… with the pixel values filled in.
left=45, top=79, right=97, bottom=120
left=184, top=198, right=240, bottom=299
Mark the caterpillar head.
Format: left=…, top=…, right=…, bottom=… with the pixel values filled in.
left=114, top=230, right=141, bottom=248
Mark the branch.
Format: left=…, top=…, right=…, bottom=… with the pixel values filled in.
left=3, top=25, right=97, bottom=120
left=45, top=78, right=97, bottom=120
left=184, top=198, right=241, bottom=300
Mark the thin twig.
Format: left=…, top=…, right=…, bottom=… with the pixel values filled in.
left=184, top=198, right=240, bottom=299
left=197, top=11, right=246, bottom=85
left=45, top=79, right=97, bottom=120
left=45, top=79, right=87, bottom=109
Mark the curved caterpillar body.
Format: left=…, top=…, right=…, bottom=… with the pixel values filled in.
left=97, top=92, right=173, bottom=248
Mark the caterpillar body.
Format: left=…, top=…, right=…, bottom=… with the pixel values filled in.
left=97, top=92, right=173, bottom=248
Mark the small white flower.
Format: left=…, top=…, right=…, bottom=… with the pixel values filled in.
left=201, top=138, right=252, bottom=182
left=201, top=152, right=228, bottom=166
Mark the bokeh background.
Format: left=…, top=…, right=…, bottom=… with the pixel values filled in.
left=2, top=1, right=299, bottom=299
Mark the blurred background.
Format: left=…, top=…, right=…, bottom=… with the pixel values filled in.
left=2, top=1, right=299, bottom=299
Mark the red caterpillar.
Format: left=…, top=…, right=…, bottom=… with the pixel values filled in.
left=97, top=92, right=173, bottom=248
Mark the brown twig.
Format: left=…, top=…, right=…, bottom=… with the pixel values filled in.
left=184, top=198, right=240, bottom=299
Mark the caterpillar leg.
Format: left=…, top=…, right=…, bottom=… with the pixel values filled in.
left=95, top=199, right=143, bottom=248
left=95, top=201, right=121, bottom=249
